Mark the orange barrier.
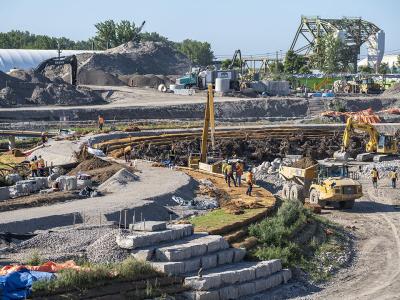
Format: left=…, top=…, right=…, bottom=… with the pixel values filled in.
left=379, top=108, right=400, bottom=115
left=0, top=260, right=81, bottom=275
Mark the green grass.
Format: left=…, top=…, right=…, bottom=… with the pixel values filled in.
left=249, top=200, right=350, bottom=282
left=32, top=257, right=158, bottom=295
left=190, top=208, right=266, bottom=232
left=25, top=251, right=43, bottom=266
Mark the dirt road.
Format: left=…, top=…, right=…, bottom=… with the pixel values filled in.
left=311, top=180, right=400, bottom=300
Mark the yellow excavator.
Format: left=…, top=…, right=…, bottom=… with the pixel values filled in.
left=334, top=117, right=398, bottom=162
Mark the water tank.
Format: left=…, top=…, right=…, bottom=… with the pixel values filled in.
left=215, top=78, right=230, bottom=92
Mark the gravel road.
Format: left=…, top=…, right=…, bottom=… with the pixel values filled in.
left=0, top=160, right=193, bottom=233
left=265, top=178, right=400, bottom=300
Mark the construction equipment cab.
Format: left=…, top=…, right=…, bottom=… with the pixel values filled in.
left=334, top=117, right=398, bottom=162
left=279, top=160, right=362, bottom=209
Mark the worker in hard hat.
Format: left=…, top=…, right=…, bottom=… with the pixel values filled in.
left=30, top=158, right=38, bottom=177
left=246, top=169, right=254, bottom=196
left=124, top=144, right=133, bottom=163
left=222, top=159, right=229, bottom=183
left=389, top=169, right=398, bottom=189
left=37, top=155, right=45, bottom=177
left=235, top=161, right=244, bottom=187
left=371, top=167, right=379, bottom=189
left=98, top=115, right=105, bottom=131
left=226, top=163, right=236, bottom=188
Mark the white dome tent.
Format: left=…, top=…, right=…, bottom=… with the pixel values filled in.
left=0, top=49, right=101, bottom=72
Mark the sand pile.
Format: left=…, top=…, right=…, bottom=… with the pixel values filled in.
left=0, top=70, right=104, bottom=107
left=98, top=168, right=138, bottom=193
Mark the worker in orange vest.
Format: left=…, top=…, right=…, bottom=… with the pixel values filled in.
left=37, top=155, right=45, bottom=176
left=30, top=158, right=38, bottom=177
left=98, top=115, right=105, bottom=131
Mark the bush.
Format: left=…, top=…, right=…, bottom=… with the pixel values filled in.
left=254, top=242, right=302, bottom=266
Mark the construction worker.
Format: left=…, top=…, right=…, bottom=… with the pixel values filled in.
left=235, top=161, right=243, bottom=187
left=37, top=155, right=45, bottom=176
left=41, top=132, right=48, bottom=145
left=389, top=169, right=398, bottom=189
left=98, top=115, right=105, bottom=131
left=124, top=144, right=133, bottom=163
left=169, top=145, right=176, bottom=166
left=226, top=163, right=236, bottom=188
left=246, top=169, right=254, bottom=196
left=222, top=159, right=229, bottom=183
left=30, top=158, right=38, bottom=177
left=371, top=167, right=379, bottom=189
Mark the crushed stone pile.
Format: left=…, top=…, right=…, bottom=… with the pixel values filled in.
left=0, top=70, right=105, bottom=107
left=361, top=160, right=400, bottom=178
left=51, top=41, right=190, bottom=86
left=6, top=225, right=128, bottom=263
left=382, top=83, right=400, bottom=98
left=98, top=168, right=138, bottom=193
left=128, top=74, right=176, bottom=88
left=291, top=157, right=318, bottom=169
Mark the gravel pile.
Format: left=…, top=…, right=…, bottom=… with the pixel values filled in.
left=382, top=83, right=400, bottom=98
left=0, top=69, right=105, bottom=106
left=6, top=225, right=128, bottom=264
left=361, top=160, right=400, bottom=178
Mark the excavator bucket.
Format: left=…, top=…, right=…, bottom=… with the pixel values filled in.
left=333, top=150, right=350, bottom=161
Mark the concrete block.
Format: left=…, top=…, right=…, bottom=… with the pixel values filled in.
left=184, top=257, right=201, bottom=273
left=183, top=290, right=219, bottom=300
left=238, top=282, right=256, bottom=297
left=220, top=270, right=239, bottom=285
left=131, top=249, right=154, bottom=261
left=130, top=221, right=167, bottom=232
left=254, top=278, right=268, bottom=293
left=232, top=248, right=246, bottom=263
left=219, top=286, right=238, bottom=300
left=185, top=275, right=222, bottom=291
left=253, top=261, right=272, bottom=278
left=150, top=261, right=184, bottom=275
left=207, top=236, right=229, bottom=253
left=269, top=259, right=282, bottom=274
left=0, top=187, right=10, bottom=201
left=201, top=254, right=217, bottom=269
left=190, top=243, right=207, bottom=257
left=238, top=267, right=255, bottom=283
left=156, top=245, right=192, bottom=261
left=77, top=179, right=92, bottom=188
left=33, top=177, right=49, bottom=189
left=282, top=269, right=292, bottom=283
left=217, top=249, right=234, bottom=265
left=265, top=272, right=283, bottom=290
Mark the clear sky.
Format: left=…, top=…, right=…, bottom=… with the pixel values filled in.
left=1, top=0, right=399, bottom=58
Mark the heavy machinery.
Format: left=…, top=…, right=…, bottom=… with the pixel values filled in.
left=34, top=55, right=78, bottom=85
left=279, top=160, right=362, bottom=209
left=334, top=117, right=398, bottom=162
left=333, top=77, right=383, bottom=94
left=188, top=84, right=222, bottom=172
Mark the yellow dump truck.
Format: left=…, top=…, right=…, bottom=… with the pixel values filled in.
left=279, top=160, right=362, bottom=209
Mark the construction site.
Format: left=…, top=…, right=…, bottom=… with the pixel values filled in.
left=0, top=9, right=400, bottom=300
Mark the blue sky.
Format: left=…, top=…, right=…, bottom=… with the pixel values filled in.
left=1, top=0, right=399, bottom=57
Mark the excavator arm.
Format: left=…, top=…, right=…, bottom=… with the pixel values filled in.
left=341, top=117, right=379, bottom=153
left=34, top=55, right=78, bottom=85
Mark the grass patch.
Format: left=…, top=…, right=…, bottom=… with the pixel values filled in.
left=190, top=208, right=266, bottom=232
left=249, top=200, right=350, bottom=282
left=25, top=251, right=43, bottom=266
left=32, top=257, right=158, bottom=295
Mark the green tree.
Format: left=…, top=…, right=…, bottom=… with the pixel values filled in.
left=221, top=58, right=241, bottom=69
left=176, top=39, right=214, bottom=66
left=140, top=32, right=170, bottom=44
left=283, top=50, right=307, bottom=74
left=378, top=62, right=390, bottom=75
left=359, top=65, right=374, bottom=74
left=311, top=34, right=352, bottom=73
left=94, top=20, right=116, bottom=49
left=397, top=55, right=400, bottom=68
left=269, top=61, right=284, bottom=74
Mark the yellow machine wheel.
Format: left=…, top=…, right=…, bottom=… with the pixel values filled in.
left=289, top=184, right=305, bottom=203
left=281, top=183, right=291, bottom=200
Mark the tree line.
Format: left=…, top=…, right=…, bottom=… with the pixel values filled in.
left=0, top=20, right=214, bottom=67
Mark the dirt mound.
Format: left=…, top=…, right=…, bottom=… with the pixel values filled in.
left=0, top=70, right=105, bottom=107
left=8, top=69, right=51, bottom=84
left=73, top=157, right=112, bottom=172
left=72, top=41, right=190, bottom=85
left=78, top=69, right=125, bottom=86
left=98, top=168, right=138, bottom=193
left=291, top=157, right=318, bottom=168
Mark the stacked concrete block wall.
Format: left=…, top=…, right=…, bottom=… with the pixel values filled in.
left=56, top=176, right=78, bottom=191
left=116, top=223, right=291, bottom=299
left=0, top=187, right=10, bottom=201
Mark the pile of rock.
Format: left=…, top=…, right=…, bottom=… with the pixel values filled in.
left=361, top=160, right=400, bottom=178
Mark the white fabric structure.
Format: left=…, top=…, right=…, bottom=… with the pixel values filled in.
left=358, top=54, right=399, bottom=69
left=0, top=49, right=102, bottom=72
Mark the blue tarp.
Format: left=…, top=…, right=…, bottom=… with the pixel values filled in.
left=0, top=269, right=55, bottom=300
